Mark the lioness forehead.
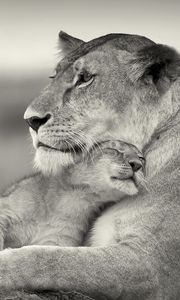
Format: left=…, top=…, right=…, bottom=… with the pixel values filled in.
left=56, top=33, right=155, bottom=76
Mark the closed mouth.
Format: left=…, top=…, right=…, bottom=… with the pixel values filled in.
left=110, top=172, right=139, bottom=185
left=37, top=141, right=83, bottom=154
left=111, top=176, right=133, bottom=180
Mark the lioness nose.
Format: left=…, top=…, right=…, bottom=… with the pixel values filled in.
left=25, top=114, right=51, bottom=132
left=24, top=107, right=51, bottom=132
left=128, top=158, right=142, bottom=172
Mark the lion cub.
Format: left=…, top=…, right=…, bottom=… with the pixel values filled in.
left=0, top=140, right=144, bottom=249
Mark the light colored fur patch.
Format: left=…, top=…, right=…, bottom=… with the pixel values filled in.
left=34, top=148, right=74, bottom=175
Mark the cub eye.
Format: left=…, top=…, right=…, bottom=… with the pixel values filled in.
left=76, top=71, right=95, bottom=88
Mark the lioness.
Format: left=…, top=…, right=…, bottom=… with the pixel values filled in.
left=0, top=32, right=180, bottom=300
left=0, top=140, right=144, bottom=249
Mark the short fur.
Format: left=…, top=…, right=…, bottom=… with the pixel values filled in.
left=0, top=141, right=142, bottom=249
left=0, top=32, right=180, bottom=300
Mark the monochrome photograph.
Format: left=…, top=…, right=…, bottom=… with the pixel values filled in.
left=0, top=0, right=180, bottom=299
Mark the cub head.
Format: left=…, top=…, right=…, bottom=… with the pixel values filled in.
left=68, top=140, right=145, bottom=197
left=24, top=31, right=180, bottom=174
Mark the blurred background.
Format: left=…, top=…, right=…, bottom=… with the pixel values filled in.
left=0, top=0, right=180, bottom=191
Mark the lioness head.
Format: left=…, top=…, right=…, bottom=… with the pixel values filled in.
left=24, top=32, right=180, bottom=174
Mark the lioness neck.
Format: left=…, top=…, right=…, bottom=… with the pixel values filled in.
left=145, top=121, right=180, bottom=178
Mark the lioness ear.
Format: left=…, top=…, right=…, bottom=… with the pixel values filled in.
left=129, top=44, right=180, bottom=93
left=59, top=31, right=84, bottom=56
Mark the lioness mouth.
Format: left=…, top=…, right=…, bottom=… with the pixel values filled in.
left=37, top=141, right=83, bottom=154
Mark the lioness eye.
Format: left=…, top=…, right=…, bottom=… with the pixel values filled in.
left=76, top=71, right=95, bottom=88
left=139, top=156, right=145, bottom=163
left=82, top=71, right=92, bottom=82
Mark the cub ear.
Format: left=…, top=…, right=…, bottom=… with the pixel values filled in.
left=129, top=44, right=180, bottom=93
left=59, top=31, right=84, bottom=56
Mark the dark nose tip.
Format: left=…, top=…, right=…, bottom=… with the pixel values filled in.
left=26, top=114, right=51, bottom=132
left=128, top=158, right=142, bottom=172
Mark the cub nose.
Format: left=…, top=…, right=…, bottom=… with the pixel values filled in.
left=128, top=158, right=142, bottom=172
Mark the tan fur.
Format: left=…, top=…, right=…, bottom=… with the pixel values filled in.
left=0, top=32, right=180, bottom=300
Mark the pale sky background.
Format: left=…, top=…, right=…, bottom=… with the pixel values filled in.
left=1, top=0, right=180, bottom=76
